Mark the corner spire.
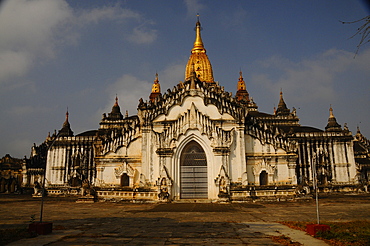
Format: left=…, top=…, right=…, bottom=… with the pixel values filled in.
left=64, top=108, right=69, bottom=127
left=151, top=73, right=160, bottom=93
left=325, top=105, right=342, bottom=132
left=114, top=94, right=118, bottom=106
left=235, top=70, right=249, bottom=102
left=329, top=105, right=335, bottom=118
left=275, top=90, right=290, bottom=116
left=150, top=73, right=161, bottom=102
left=58, top=108, right=74, bottom=137
left=108, top=96, right=123, bottom=120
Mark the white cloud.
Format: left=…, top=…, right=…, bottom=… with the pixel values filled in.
left=251, top=48, right=370, bottom=104
left=127, top=25, right=158, bottom=44
left=0, top=0, right=72, bottom=58
left=6, top=105, right=51, bottom=117
left=0, top=50, right=32, bottom=82
left=0, top=0, right=156, bottom=86
left=160, top=62, right=187, bottom=89
left=78, top=4, right=140, bottom=24
left=100, top=61, right=185, bottom=118
left=184, top=0, right=205, bottom=18
left=0, top=0, right=72, bottom=83
left=103, top=74, right=152, bottom=117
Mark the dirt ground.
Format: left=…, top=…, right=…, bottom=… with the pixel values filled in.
left=1, top=193, right=369, bottom=227
left=0, top=193, right=369, bottom=245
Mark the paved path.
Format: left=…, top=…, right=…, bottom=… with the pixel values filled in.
left=2, top=194, right=370, bottom=245
left=8, top=221, right=329, bottom=246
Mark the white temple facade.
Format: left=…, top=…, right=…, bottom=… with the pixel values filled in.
left=32, top=19, right=367, bottom=202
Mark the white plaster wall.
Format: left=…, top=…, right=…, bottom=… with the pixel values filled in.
left=229, top=127, right=246, bottom=184
left=46, top=147, right=65, bottom=185
left=101, top=165, right=119, bottom=185
left=127, top=138, right=142, bottom=156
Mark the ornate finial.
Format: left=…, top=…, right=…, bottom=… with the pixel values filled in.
left=60, top=107, right=73, bottom=136
left=151, top=73, right=160, bottom=93
left=192, top=14, right=205, bottom=53
left=150, top=72, right=161, bottom=102
left=64, top=107, right=70, bottom=125
left=276, top=89, right=290, bottom=115
left=329, top=104, right=334, bottom=118
left=236, top=70, right=249, bottom=102
left=197, top=13, right=200, bottom=22
left=125, top=110, right=128, bottom=118
left=185, top=16, right=214, bottom=83
left=237, top=70, right=246, bottom=91
left=325, top=104, right=342, bottom=131
left=114, top=94, right=119, bottom=106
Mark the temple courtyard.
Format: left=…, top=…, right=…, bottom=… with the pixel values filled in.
left=1, top=193, right=369, bottom=245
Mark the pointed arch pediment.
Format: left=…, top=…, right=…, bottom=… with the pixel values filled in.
left=138, top=80, right=246, bottom=125
left=252, top=159, right=275, bottom=176
left=153, top=101, right=235, bottom=149
left=153, top=96, right=234, bottom=123
left=114, top=162, right=134, bottom=178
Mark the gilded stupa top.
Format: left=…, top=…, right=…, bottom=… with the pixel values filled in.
left=149, top=73, right=161, bottom=102
left=237, top=71, right=246, bottom=91
left=192, top=16, right=206, bottom=54
left=151, top=73, right=161, bottom=93
left=185, top=15, right=214, bottom=83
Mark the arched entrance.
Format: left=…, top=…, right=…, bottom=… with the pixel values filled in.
left=180, top=141, right=208, bottom=199
left=259, top=171, right=268, bottom=186
left=120, top=173, right=129, bottom=187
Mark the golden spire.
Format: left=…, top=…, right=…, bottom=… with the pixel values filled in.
left=329, top=104, right=335, bottom=118
left=151, top=73, right=160, bottom=93
left=185, top=15, right=214, bottom=83
left=114, top=94, right=118, bottom=106
left=192, top=14, right=205, bottom=53
left=237, top=71, right=246, bottom=91
left=236, top=70, right=249, bottom=102
left=150, top=73, right=161, bottom=102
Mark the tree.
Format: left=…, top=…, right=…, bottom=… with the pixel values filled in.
left=341, top=15, right=370, bottom=55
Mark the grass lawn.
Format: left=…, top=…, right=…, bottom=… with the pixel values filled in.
left=281, top=221, right=370, bottom=246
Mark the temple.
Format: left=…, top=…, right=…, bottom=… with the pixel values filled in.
left=17, top=19, right=370, bottom=201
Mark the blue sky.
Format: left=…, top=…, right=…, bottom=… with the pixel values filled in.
left=0, top=0, right=369, bottom=158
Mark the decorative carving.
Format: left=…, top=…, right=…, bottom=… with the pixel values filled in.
left=154, top=102, right=235, bottom=150
left=156, top=164, right=173, bottom=201
left=114, top=162, right=134, bottom=178
left=100, top=116, right=140, bottom=154
left=252, top=159, right=275, bottom=176
left=138, top=79, right=246, bottom=127
left=215, top=165, right=230, bottom=199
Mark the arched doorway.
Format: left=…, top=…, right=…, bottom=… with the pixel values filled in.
left=259, top=171, right=268, bottom=186
left=121, top=173, right=129, bottom=187
left=180, top=141, right=208, bottom=199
